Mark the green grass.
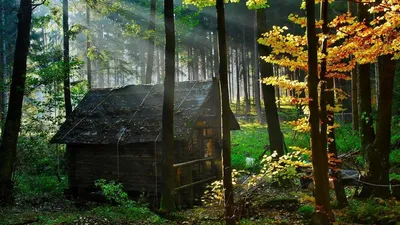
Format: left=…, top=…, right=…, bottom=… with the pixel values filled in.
left=231, top=120, right=268, bottom=170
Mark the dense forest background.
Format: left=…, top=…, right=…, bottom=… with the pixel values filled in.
left=0, top=0, right=400, bottom=224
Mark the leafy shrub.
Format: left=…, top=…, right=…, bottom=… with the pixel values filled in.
left=14, top=174, right=67, bottom=204
left=335, top=123, right=360, bottom=153
left=91, top=179, right=163, bottom=224
left=259, top=151, right=310, bottom=186
left=297, top=205, right=315, bottom=218
left=346, top=199, right=400, bottom=224
left=94, top=179, right=134, bottom=207
left=389, top=149, right=400, bottom=167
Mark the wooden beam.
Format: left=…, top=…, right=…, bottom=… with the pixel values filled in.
left=173, top=157, right=217, bottom=168
left=174, top=176, right=216, bottom=191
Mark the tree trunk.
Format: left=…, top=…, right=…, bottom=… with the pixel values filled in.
left=86, top=5, right=92, bottom=89
left=320, top=0, right=348, bottom=209
left=213, top=31, right=218, bottom=77
left=160, top=0, right=176, bottom=213
left=216, top=0, right=235, bottom=224
left=156, top=49, right=161, bottom=83
left=161, top=48, right=165, bottom=83
left=360, top=57, right=396, bottom=198
left=176, top=47, right=180, bottom=82
left=145, top=0, right=156, bottom=84
left=242, top=46, right=250, bottom=116
left=200, top=45, right=206, bottom=80
left=235, top=47, right=240, bottom=114
left=306, top=0, right=334, bottom=223
left=0, top=0, right=32, bottom=205
left=63, top=0, right=72, bottom=116
left=253, top=11, right=262, bottom=124
left=209, top=32, right=214, bottom=78
left=0, top=0, right=5, bottom=121
left=257, top=8, right=284, bottom=156
left=356, top=4, right=375, bottom=191
left=351, top=67, right=358, bottom=131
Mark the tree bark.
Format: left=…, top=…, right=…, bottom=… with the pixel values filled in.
left=253, top=11, right=262, bottom=124
left=0, top=0, right=32, bottom=205
left=306, top=0, right=334, bottom=223
left=63, top=0, right=72, bottom=116
left=257, top=8, right=284, bottom=156
left=160, top=0, right=176, bottom=213
left=0, top=0, right=6, bottom=121
left=213, top=31, right=218, bottom=77
left=86, top=5, right=92, bottom=89
left=216, top=0, right=235, bottom=224
left=356, top=2, right=375, bottom=198
left=242, top=46, right=250, bottom=116
left=357, top=1, right=375, bottom=157
left=145, top=0, right=156, bottom=84
left=241, top=26, right=250, bottom=116
left=361, top=55, right=396, bottom=198
left=200, top=45, right=206, bottom=80
left=235, top=47, right=240, bottom=114
left=320, top=0, right=348, bottom=209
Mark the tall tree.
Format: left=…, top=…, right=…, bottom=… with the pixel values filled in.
left=63, top=0, right=72, bottom=116
left=257, top=7, right=284, bottom=156
left=86, top=5, right=92, bottom=89
left=216, top=0, right=235, bottom=224
left=145, top=0, right=156, bottom=84
left=0, top=0, right=6, bottom=120
left=356, top=1, right=375, bottom=159
left=241, top=29, right=250, bottom=116
left=253, top=11, right=262, bottom=124
left=320, top=0, right=348, bottom=208
left=160, top=0, right=176, bottom=213
left=306, top=0, right=334, bottom=223
left=0, top=0, right=32, bottom=204
left=359, top=0, right=397, bottom=198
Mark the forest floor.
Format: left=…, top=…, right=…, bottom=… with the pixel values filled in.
left=1, top=106, right=400, bottom=224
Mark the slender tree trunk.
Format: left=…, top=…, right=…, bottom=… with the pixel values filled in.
left=242, top=47, right=250, bottom=116
left=160, top=0, right=176, bottom=213
left=86, top=5, right=92, bottom=89
left=213, top=31, right=218, bottom=77
left=193, top=45, right=199, bottom=81
left=161, top=48, right=165, bottom=83
left=356, top=2, right=375, bottom=174
left=156, top=49, right=161, bottom=83
left=306, top=0, right=334, bottom=223
left=241, top=26, right=250, bottom=116
left=140, top=44, right=146, bottom=84
left=257, top=8, right=284, bottom=156
left=176, top=48, right=180, bottom=82
left=253, top=11, right=262, bottom=124
left=235, top=47, right=240, bottom=114
left=320, top=0, right=348, bottom=208
left=216, top=0, right=234, bottom=224
left=209, top=32, right=214, bottom=78
left=0, top=0, right=32, bottom=205
left=188, top=47, right=192, bottom=80
left=360, top=56, right=395, bottom=198
left=230, top=47, right=234, bottom=101
left=0, top=0, right=5, bottom=121
left=351, top=67, right=358, bottom=131
left=63, top=0, right=72, bottom=116
left=145, top=0, right=156, bottom=84
left=200, top=45, right=206, bottom=80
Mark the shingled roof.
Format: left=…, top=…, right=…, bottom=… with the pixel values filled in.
left=52, top=80, right=238, bottom=145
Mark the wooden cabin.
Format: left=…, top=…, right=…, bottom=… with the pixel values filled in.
left=51, top=80, right=240, bottom=204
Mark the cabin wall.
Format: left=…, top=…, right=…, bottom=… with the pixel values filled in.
left=68, top=142, right=189, bottom=194
left=68, top=143, right=163, bottom=193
